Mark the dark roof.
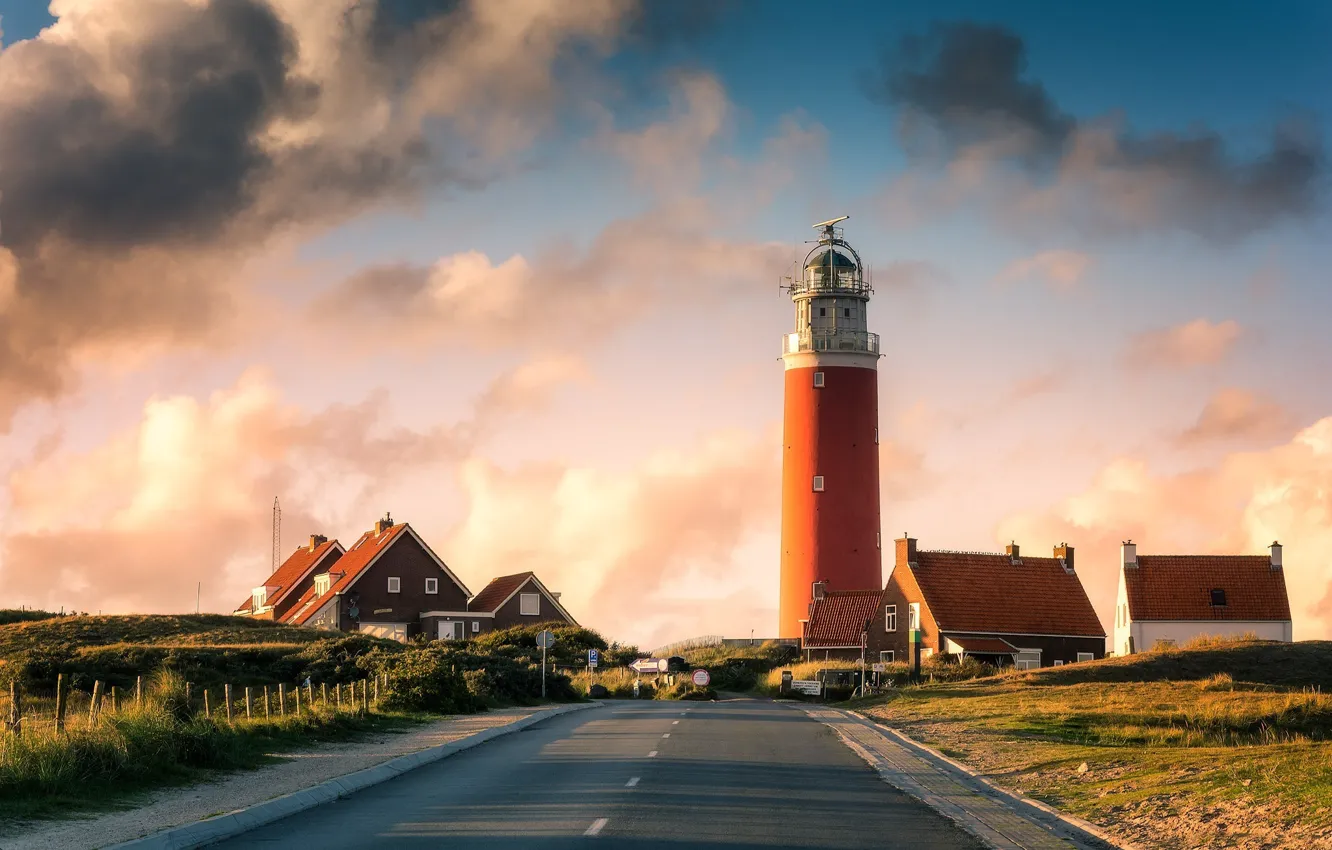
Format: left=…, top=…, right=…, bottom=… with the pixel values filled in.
left=805, top=248, right=856, bottom=270
left=233, top=539, right=342, bottom=614
left=285, top=524, right=408, bottom=625
left=467, top=572, right=535, bottom=614
left=948, top=636, right=1019, bottom=654
left=804, top=590, right=881, bottom=648
left=1126, top=555, right=1291, bottom=621
left=907, top=551, right=1105, bottom=637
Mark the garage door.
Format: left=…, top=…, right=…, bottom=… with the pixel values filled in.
left=360, top=623, right=408, bottom=643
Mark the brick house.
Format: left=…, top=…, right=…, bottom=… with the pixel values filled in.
left=443, top=572, right=578, bottom=636
left=1112, top=540, right=1293, bottom=656
left=282, top=514, right=472, bottom=642
left=870, top=536, right=1106, bottom=669
left=801, top=585, right=882, bottom=662
left=233, top=535, right=345, bottom=622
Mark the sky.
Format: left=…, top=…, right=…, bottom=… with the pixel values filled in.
left=0, top=0, right=1330, bottom=650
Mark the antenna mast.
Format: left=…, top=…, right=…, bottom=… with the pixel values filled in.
left=272, top=497, right=281, bottom=572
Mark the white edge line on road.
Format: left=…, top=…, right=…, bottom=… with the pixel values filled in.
left=585, top=818, right=608, bottom=837
left=626, top=777, right=640, bottom=787
left=104, top=703, right=603, bottom=850
left=662, top=733, right=670, bottom=738
left=647, top=750, right=658, bottom=757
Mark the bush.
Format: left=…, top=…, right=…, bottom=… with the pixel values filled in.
left=373, top=649, right=478, bottom=714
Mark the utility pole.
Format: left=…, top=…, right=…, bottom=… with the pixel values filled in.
left=272, top=497, right=282, bottom=572
left=196, top=582, right=201, bottom=614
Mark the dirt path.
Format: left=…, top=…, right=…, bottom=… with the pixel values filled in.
left=5, top=706, right=556, bottom=850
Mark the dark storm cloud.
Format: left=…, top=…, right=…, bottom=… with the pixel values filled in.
left=866, top=22, right=1324, bottom=239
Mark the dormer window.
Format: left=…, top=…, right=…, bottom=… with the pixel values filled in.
left=1210, top=588, right=1227, bottom=607
left=314, top=574, right=331, bottom=596
left=251, top=587, right=267, bottom=608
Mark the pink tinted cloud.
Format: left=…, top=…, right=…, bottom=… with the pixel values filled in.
left=1177, top=388, right=1294, bottom=446
left=994, top=250, right=1091, bottom=291
left=1124, top=318, right=1243, bottom=370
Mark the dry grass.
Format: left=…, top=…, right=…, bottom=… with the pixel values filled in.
left=857, top=638, right=1332, bottom=849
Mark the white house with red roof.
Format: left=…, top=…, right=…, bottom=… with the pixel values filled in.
left=1112, top=540, right=1293, bottom=656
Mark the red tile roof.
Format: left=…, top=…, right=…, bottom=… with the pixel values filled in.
left=467, top=572, right=535, bottom=614
left=909, top=551, right=1105, bottom=637
left=804, top=590, right=882, bottom=648
left=285, top=524, right=408, bottom=626
left=233, top=539, right=342, bottom=614
left=948, top=636, right=1019, bottom=654
left=1126, top=555, right=1291, bottom=621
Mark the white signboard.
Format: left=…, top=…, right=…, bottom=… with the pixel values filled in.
left=691, top=669, right=711, bottom=687
left=871, top=663, right=886, bottom=673
left=789, top=679, right=822, bottom=695
left=631, top=658, right=668, bottom=673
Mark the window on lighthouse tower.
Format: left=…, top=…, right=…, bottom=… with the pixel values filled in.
left=812, top=475, right=825, bottom=492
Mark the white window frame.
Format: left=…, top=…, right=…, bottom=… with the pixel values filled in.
left=471, top=620, right=480, bottom=633
left=908, top=603, right=920, bottom=631
left=314, top=574, right=330, bottom=596
left=520, top=592, right=540, bottom=616
left=885, top=605, right=897, bottom=632
left=1053, top=660, right=1065, bottom=666
left=387, top=576, right=401, bottom=594
left=1014, top=648, right=1041, bottom=670
left=812, top=475, right=825, bottom=492
left=813, top=371, right=825, bottom=388
left=425, top=577, right=439, bottom=594
left=1076, top=652, right=1094, bottom=663
left=879, top=650, right=895, bottom=663
left=251, top=587, right=267, bottom=608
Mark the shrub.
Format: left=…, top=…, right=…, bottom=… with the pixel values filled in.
left=374, top=649, right=478, bottom=714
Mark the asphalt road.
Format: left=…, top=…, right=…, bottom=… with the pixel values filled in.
left=214, top=698, right=982, bottom=849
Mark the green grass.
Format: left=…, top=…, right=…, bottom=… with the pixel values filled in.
left=855, top=639, right=1332, bottom=846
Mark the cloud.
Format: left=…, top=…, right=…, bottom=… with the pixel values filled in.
left=1177, top=388, right=1295, bottom=446
left=1124, top=318, right=1243, bottom=370
left=599, top=70, right=730, bottom=192
left=0, top=0, right=638, bottom=428
left=867, top=22, right=1324, bottom=241
left=994, top=250, right=1090, bottom=291
left=997, top=416, right=1332, bottom=639
left=0, top=354, right=585, bottom=614
left=441, top=427, right=782, bottom=648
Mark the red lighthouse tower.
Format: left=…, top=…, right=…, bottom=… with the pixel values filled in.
left=778, top=216, right=882, bottom=639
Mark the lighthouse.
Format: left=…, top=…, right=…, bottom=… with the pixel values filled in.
left=778, top=216, right=883, bottom=639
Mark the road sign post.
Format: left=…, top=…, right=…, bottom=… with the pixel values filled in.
left=691, top=669, right=710, bottom=689
left=536, top=630, right=556, bottom=699
left=588, top=648, right=599, bottom=682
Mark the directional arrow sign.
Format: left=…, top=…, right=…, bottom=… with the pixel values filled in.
left=536, top=630, right=556, bottom=649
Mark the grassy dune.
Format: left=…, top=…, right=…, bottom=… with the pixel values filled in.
left=855, top=639, right=1332, bottom=849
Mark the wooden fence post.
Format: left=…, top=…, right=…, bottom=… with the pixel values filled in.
left=185, top=682, right=192, bottom=709
left=89, top=680, right=104, bottom=726
left=135, top=675, right=143, bottom=707
left=224, top=683, right=233, bottom=723
left=110, top=686, right=118, bottom=714
left=335, top=682, right=342, bottom=710
left=373, top=676, right=379, bottom=708
left=245, top=687, right=253, bottom=719
left=321, top=682, right=328, bottom=707
left=361, top=680, right=368, bottom=715
left=294, top=684, right=301, bottom=715
left=263, top=686, right=271, bottom=720
left=55, top=673, right=67, bottom=734
left=7, top=680, right=21, bottom=737
left=204, top=689, right=211, bottom=718
left=279, top=683, right=286, bottom=717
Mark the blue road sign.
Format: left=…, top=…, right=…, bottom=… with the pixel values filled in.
left=588, top=648, right=599, bottom=667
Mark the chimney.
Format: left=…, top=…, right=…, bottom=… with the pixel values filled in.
left=1054, top=543, right=1075, bottom=573
left=1122, top=539, right=1138, bottom=568
left=895, top=535, right=917, bottom=567
left=812, top=580, right=827, bottom=601
left=373, top=512, right=394, bottom=536
left=1270, top=540, right=1282, bottom=569
left=551, top=592, right=562, bottom=600
left=1005, top=541, right=1021, bottom=563
left=309, top=534, right=328, bottom=552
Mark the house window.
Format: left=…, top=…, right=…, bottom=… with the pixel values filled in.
left=812, top=475, right=825, bottom=492
left=471, top=620, right=480, bottom=633
left=1053, top=660, right=1065, bottom=666
left=1014, top=649, right=1041, bottom=670
left=1210, top=588, right=1227, bottom=607
left=314, top=574, right=330, bottom=596
left=879, top=650, right=895, bottom=663
left=843, top=308, right=851, bottom=318
left=908, top=603, right=920, bottom=631
left=520, top=593, right=540, bottom=616
left=819, top=307, right=826, bottom=317
left=813, top=371, right=825, bottom=388
left=425, top=578, right=438, bottom=594
left=885, top=605, right=897, bottom=632
left=387, top=576, right=401, bottom=594
left=1076, top=652, right=1094, bottom=663
left=251, top=587, right=266, bottom=608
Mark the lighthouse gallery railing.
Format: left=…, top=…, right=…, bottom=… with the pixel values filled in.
left=783, top=329, right=880, bottom=355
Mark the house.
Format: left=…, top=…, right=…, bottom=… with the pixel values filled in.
left=281, top=513, right=472, bottom=643
left=233, top=535, right=345, bottom=622
left=1112, top=540, right=1293, bottom=655
left=445, top=571, right=578, bottom=636
left=870, top=536, right=1106, bottom=669
left=801, top=584, right=882, bottom=662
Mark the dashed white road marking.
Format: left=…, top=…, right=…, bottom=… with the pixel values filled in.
left=661, top=733, right=671, bottom=738
left=585, top=818, right=608, bottom=837
left=626, top=777, right=640, bottom=788
left=672, top=720, right=680, bottom=725
left=647, top=750, right=658, bottom=758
